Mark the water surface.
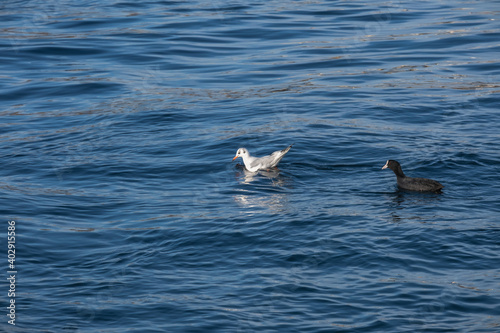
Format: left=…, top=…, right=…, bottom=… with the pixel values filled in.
left=0, top=0, right=499, bottom=332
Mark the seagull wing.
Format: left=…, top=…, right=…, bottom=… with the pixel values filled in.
left=243, top=144, right=293, bottom=171
left=264, top=144, right=293, bottom=168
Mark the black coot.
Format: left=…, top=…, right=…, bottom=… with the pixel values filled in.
left=382, top=160, right=444, bottom=193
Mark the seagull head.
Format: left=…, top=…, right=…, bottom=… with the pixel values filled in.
left=232, top=148, right=249, bottom=161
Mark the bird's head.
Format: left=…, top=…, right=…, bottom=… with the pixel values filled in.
left=232, top=148, right=249, bottom=161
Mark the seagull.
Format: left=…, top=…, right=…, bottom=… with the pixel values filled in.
left=382, top=160, right=444, bottom=192
left=232, top=144, right=293, bottom=172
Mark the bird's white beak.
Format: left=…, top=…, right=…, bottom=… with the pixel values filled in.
left=382, top=161, right=389, bottom=170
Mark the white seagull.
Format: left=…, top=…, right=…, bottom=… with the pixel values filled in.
left=232, top=144, right=293, bottom=172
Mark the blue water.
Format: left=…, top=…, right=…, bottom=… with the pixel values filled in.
left=1, top=0, right=500, bottom=332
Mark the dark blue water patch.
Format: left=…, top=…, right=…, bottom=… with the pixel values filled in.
left=51, top=16, right=142, bottom=31
left=168, top=35, right=244, bottom=47
left=113, top=1, right=157, bottom=9
left=287, top=9, right=351, bottom=18
left=119, top=108, right=196, bottom=127
left=0, top=81, right=124, bottom=104
left=266, top=57, right=382, bottom=72
left=406, top=34, right=498, bottom=53
left=24, top=45, right=107, bottom=57
left=167, top=45, right=233, bottom=58
left=456, top=60, right=500, bottom=74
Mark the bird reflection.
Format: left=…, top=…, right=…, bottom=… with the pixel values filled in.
left=385, top=190, right=443, bottom=224
left=388, top=190, right=443, bottom=206
left=234, top=163, right=289, bottom=186
left=233, top=164, right=293, bottom=214
left=233, top=193, right=290, bottom=214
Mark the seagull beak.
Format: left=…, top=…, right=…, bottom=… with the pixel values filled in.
left=232, top=155, right=238, bottom=161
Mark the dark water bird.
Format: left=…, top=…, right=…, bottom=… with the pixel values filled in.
left=382, top=160, right=444, bottom=192
left=232, top=144, right=293, bottom=172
